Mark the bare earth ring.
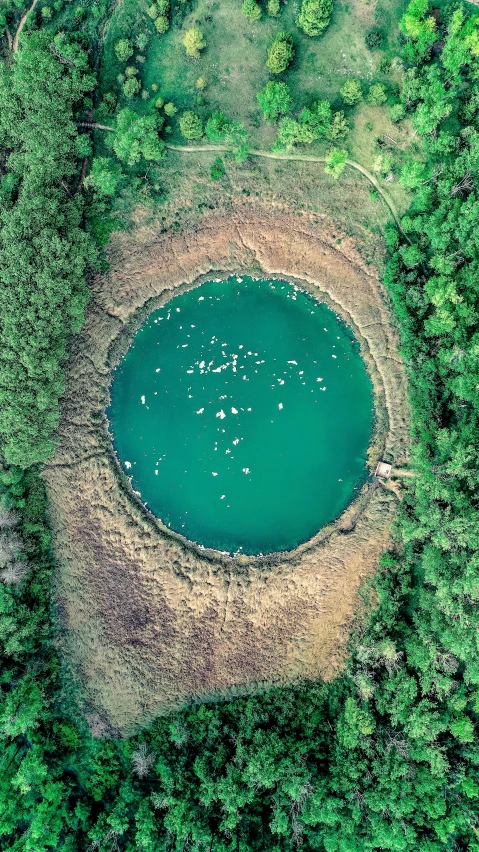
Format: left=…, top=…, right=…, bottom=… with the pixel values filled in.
left=44, top=213, right=409, bottom=736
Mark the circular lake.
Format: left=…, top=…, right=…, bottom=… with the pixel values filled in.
left=108, top=276, right=374, bottom=555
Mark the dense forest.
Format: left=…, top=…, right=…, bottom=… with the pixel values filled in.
left=1, top=0, right=479, bottom=849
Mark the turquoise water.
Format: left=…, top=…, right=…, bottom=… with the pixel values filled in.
left=108, top=276, right=374, bottom=554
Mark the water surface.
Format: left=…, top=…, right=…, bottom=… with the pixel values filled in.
left=108, top=276, right=374, bottom=554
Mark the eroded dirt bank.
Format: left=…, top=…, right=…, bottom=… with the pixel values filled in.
left=44, top=212, right=409, bottom=736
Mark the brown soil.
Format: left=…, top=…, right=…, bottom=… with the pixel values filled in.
left=44, top=211, right=409, bottom=736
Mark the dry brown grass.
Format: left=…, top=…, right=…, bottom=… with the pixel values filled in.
left=44, top=211, right=409, bottom=736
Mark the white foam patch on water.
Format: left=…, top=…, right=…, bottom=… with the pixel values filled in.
left=242, top=467, right=250, bottom=474
left=231, top=407, right=238, bottom=414
left=216, top=410, right=226, bottom=419
left=141, top=395, right=145, bottom=404
left=212, top=472, right=218, bottom=476
left=233, top=438, right=239, bottom=445
left=332, top=355, right=337, bottom=359
left=125, top=461, right=132, bottom=469
left=287, top=360, right=298, bottom=365
left=278, top=403, right=283, bottom=410
left=196, top=408, right=204, bottom=414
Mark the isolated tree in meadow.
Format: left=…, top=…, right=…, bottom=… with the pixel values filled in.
left=154, top=15, right=169, bottom=33
left=367, top=82, right=387, bottom=105
left=114, top=38, right=133, bottom=62
left=179, top=110, right=203, bottom=140
left=182, top=26, right=205, bottom=58
left=298, top=0, right=332, bottom=37
left=257, top=80, right=292, bottom=120
left=242, top=0, right=261, bottom=22
left=122, top=75, right=141, bottom=98
left=205, top=110, right=231, bottom=141
left=266, top=31, right=294, bottom=73
left=340, top=79, right=362, bottom=105
left=268, top=0, right=280, bottom=15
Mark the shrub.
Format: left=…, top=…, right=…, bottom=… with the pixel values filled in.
left=340, top=79, right=362, bottom=105
left=298, top=0, right=332, bottom=37
left=367, top=82, right=387, bottom=105
left=266, top=31, right=294, bottom=74
left=182, top=26, right=206, bottom=58
left=154, top=15, right=169, bottom=33
left=268, top=0, right=280, bottom=16
left=242, top=0, right=261, bottom=21
left=365, top=28, right=384, bottom=50
left=122, top=76, right=141, bottom=98
left=147, top=3, right=158, bottom=17
left=390, top=103, right=406, bottom=122
left=135, top=32, right=149, bottom=50
left=210, top=157, right=225, bottom=180
left=179, top=110, right=203, bottom=140
left=154, top=96, right=164, bottom=109
left=205, top=110, right=230, bottom=141
left=196, top=76, right=206, bottom=89
left=324, top=147, right=348, bottom=179
left=114, top=38, right=134, bottom=62
left=257, top=80, right=292, bottom=120
left=164, top=101, right=178, bottom=116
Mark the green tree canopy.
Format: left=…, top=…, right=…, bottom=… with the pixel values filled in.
left=257, top=80, right=292, bottom=120
left=266, top=31, right=295, bottom=73
left=298, top=0, right=332, bottom=37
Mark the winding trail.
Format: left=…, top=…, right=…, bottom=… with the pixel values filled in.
left=72, top=126, right=405, bottom=235
left=166, top=143, right=405, bottom=235
left=13, top=0, right=39, bottom=53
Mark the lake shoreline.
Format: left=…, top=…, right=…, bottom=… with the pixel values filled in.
left=44, top=211, right=410, bottom=735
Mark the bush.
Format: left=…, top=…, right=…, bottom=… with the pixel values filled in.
left=205, top=110, right=231, bottom=141
left=268, top=0, right=280, bottom=16
left=324, top=147, right=348, bottom=179
left=365, top=28, right=384, bottom=50
left=298, top=0, right=332, bottom=37
left=164, top=101, right=177, bottom=116
left=257, top=80, right=292, bottom=120
left=367, top=82, right=387, bottom=105
left=210, top=157, right=225, bottom=180
left=340, top=79, right=362, bottom=106
left=179, top=110, right=203, bottom=140
left=390, top=103, right=406, bottom=122
left=114, top=38, right=133, bottom=62
left=266, top=31, right=294, bottom=74
left=242, top=0, right=261, bottom=21
left=182, top=26, right=206, bottom=58
left=154, top=14, right=169, bottom=33
left=122, top=76, right=141, bottom=98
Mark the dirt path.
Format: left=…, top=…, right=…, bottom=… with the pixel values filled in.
left=13, top=0, right=39, bottom=53
left=166, top=144, right=405, bottom=236
left=74, top=129, right=405, bottom=236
